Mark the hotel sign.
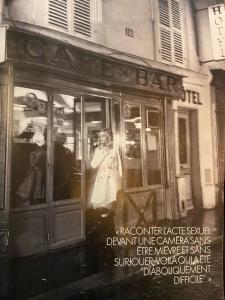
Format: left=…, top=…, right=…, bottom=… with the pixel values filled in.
left=209, top=4, right=225, bottom=60
left=0, top=26, right=6, bottom=63
left=7, top=30, right=184, bottom=99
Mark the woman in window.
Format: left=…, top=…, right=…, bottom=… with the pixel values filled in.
left=85, top=128, right=122, bottom=272
left=90, top=128, right=122, bottom=210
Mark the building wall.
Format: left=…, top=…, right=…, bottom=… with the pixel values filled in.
left=6, top=0, right=201, bottom=72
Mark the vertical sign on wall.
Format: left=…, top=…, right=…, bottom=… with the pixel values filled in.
left=208, top=4, right=225, bottom=60
left=0, top=26, right=6, bottom=63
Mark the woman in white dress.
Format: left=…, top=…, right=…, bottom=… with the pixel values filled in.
left=85, top=129, right=122, bottom=272
left=90, top=128, right=122, bottom=210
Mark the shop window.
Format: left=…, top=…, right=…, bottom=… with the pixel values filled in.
left=53, top=94, right=82, bottom=201
left=145, top=107, right=162, bottom=185
left=84, top=97, right=111, bottom=205
left=123, top=103, right=162, bottom=189
left=158, top=0, right=184, bottom=65
left=11, top=87, right=83, bottom=208
left=11, top=87, right=48, bottom=207
left=124, top=104, right=143, bottom=188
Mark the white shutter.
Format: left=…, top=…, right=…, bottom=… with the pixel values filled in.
left=171, top=0, right=181, bottom=30
left=173, top=31, right=183, bottom=63
left=48, top=0, right=68, bottom=30
left=160, top=29, right=172, bottom=62
left=158, top=0, right=170, bottom=27
left=74, top=0, right=91, bottom=37
left=158, top=0, right=184, bottom=65
left=158, top=0, right=172, bottom=62
left=171, top=0, right=183, bottom=63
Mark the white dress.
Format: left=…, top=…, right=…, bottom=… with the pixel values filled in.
left=90, top=146, right=122, bottom=208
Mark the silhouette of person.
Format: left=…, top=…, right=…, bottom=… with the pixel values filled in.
left=54, top=133, right=73, bottom=200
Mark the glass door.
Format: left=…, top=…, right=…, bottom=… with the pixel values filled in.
left=50, top=94, right=84, bottom=249
left=10, top=87, right=49, bottom=256
left=10, top=87, right=84, bottom=256
left=83, top=97, right=113, bottom=207
left=122, top=100, right=163, bottom=190
left=178, top=110, right=193, bottom=211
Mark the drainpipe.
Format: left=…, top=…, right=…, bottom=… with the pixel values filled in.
left=0, top=0, right=5, bottom=24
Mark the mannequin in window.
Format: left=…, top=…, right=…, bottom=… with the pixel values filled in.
left=16, top=132, right=46, bottom=205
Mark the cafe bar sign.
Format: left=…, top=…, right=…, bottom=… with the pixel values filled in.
left=209, top=4, right=225, bottom=60
left=7, top=30, right=184, bottom=99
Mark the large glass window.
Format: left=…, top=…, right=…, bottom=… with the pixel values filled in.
left=84, top=97, right=111, bottom=205
left=145, top=107, right=162, bottom=185
left=84, top=98, right=108, bottom=164
left=11, top=87, right=48, bottom=207
left=123, top=102, right=163, bottom=189
left=124, top=104, right=143, bottom=188
left=11, top=88, right=83, bottom=208
left=53, top=94, right=82, bottom=201
left=178, top=117, right=187, bottom=165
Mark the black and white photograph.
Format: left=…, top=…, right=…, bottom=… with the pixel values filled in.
left=0, top=0, right=224, bottom=299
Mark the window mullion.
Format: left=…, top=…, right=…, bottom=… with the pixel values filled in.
left=141, top=105, right=147, bottom=187
left=47, top=93, right=54, bottom=208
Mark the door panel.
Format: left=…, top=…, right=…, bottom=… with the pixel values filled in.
left=51, top=202, right=83, bottom=248
left=178, top=111, right=193, bottom=210
left=10, top=209, right=48, bottom=256
left=50, top=94, right=84, bottom=249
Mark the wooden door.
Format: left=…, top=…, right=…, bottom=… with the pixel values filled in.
left=178, top=110, right=193, bottom=211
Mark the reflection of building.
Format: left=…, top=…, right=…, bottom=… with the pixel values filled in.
left=0, top=0, right=224, bottom=263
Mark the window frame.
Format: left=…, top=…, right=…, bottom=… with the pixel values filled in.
left=121, top=96, right=164, bottom=192
left=47, top=0, right=102, bottom=40
left=10, top=84, right=85, bottom=212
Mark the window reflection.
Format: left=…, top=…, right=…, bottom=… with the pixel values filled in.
left=11, top=87, right=47, bottom=207
left=146, top=107, right=162, bottom=185
left=53, top=94, right=81, bottom=200
left=178, top=117, right=188, bottom=165
left=124, top=104, right=143, bottom=188
left=84, top=98, right=109, bottom=207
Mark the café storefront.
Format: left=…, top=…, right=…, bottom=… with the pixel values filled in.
left=0, top=28, right=184, bottom=257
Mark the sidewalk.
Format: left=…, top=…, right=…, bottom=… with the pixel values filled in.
left=5, top=209, right=224, bottom=300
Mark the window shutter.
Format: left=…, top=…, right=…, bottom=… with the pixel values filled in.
left=171, top=0, right=181, bottom=30
left=74, top=0, right=91, bottom=37
left=160, top=29, right=172, bottom=62
left=173, top=31, right=183, bottom=63
left=158, top=0, right=170, bottom=27
left=158, top=0, right=184, bottom=65
left=171, top=0, right=183, bottom=63
left=48, top=0, right=68, bottom=30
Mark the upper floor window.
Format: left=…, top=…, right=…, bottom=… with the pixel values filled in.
left=48, top=0, right=101, bottom=38
left=157, top=0, right=184, bottom=65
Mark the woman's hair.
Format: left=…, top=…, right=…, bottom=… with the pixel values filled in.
left=98, top=128, right=113, bottom=147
